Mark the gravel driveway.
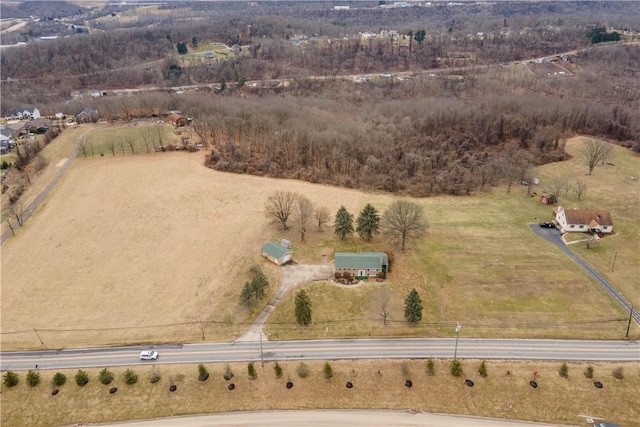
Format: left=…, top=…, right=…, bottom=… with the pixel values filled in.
left=236, top=263, right=333, bottom=342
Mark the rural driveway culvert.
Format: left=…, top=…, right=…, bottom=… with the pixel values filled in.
left=109, top=387, right=117, bottom=394
left=169, top=385, right=177, bottom=392
left=405, top=380, right=413, bottom=388
left=594, top=381, right=603, bottom=389
left=465, top=379, right=474, bottom=387
left=228, top=383, right=235, bottom=391
left=529, top=381, right=538, bottom=388
left=286, top=381, right=294, bottom=389
left=346, top=381, right=353, bottom=389
left=51, top=390, right=59, bottom=396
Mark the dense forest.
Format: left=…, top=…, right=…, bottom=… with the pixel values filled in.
left=1, top=1, right=639, bottom=196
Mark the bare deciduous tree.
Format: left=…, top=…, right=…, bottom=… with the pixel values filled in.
left=381, top=200, right=427, bottom=251
left=118, top=137, right=126, bottom=154
left=574, top=180, right=587, bottom=200
left=140, top=129, right=152, bottom=153
left=314, top=206, right=330, bottom=230
left=294, top=194, right=314, bottom=241
left=372, top=288, right=392, bottom=326
left=581, top=139, right=611, bottom=175
left=123, top=136, right=136, bottom=154
left=107, top=139, right=116, bottom=156
left=545, top=177, right=567, bottom=202
left=264, top=190, right=298, bottom=230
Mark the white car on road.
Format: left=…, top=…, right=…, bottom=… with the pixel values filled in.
left=139, top=350, right=159, bottom=360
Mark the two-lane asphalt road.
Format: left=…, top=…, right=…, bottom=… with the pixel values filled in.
left=2, top=338, right=638, bottom=371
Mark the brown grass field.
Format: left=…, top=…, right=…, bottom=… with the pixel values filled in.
left=1, top=128, right=639, bottom=350
left=1, top=360, right=638, bottom=427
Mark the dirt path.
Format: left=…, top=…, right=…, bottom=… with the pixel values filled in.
left=235, top=264, right=333, bottom=342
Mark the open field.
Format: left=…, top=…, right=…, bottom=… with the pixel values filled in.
left=1, top=129, right=638, bottom=350
left=1, top=360, right=638, bottom=427
left=83, top=123, right=180, bottom=156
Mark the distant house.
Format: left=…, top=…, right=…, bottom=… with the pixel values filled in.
left=261, top=241, right=294, bottom=266
left=165, top=113, right=188, bottom=127
left=75, top=108, right=99, bottom=123
left=554, top=206, right=613, bottom=234
left=22, top=118, right=51, bottom=134
left=334, top=252, right=388, bottom=280
left=4, top=107, right=41, bottom=121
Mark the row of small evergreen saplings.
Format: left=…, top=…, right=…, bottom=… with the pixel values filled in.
left=1, top=361, right=626, bottom=389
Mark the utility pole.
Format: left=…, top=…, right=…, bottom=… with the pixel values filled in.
left=454, top=321, right=461, bottom=359
left=626, top=306, right=633, bottom=339
left=33, top=328, right=44, bottom=345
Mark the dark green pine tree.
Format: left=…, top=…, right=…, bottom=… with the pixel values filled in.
left=404, top=288, right=423, bottom=323
left=333, top=205, right=354, bottom=240
left=356, top=203, right=380, bottom=241
left=295, top=289, right=313, bottom=326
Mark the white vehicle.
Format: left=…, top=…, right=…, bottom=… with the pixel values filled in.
left=139, top=350, right=159, bottom=360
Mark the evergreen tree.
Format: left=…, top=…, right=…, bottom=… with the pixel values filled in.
left=404, top=288, right=423, bottom=323
left=295, top=289, right=313, bottom=326
left=323, top=362, right=333, bottom=379
left=176, top=42, right=188, bottom=54
left=356, top=203, right=380, bottom=241
left=333, top=205, right=354, bottom=240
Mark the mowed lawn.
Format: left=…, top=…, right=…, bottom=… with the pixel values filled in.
left=1, top=132, right=638, bottom=350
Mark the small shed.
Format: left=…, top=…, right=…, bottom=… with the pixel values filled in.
left=335, top=252, right=388, bottom=281
left=261, top=241, right=294, bottom=266
left=540, top=194, right=557, bottom=205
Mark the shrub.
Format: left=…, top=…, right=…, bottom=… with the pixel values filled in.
left=274, top=362, right=283, bottom=379
left=450, top=360, right=463, bottom=377
left=584, top=366, right=594, bottom=379
left=296, top=362, right=310, bottom=378
left=149, top=369, right=161, bottom=384
left=223, top=365, right=234, bottom=381
left=478, top=361, right=488, bottom=378
left=75, top=370, right=89, bottom=386
left=123, top=369, right=138, bottom=385
left=559, top=362, right=569, bottom=378
left=612, top=367, right=624, bottom=380
left=198, top=364, right=209, bottom=382
left=52, top=372, right=66, bottom=386
left=248, top=362, right=257, bottom=380
left=3, top=371, right=19, bottom=387
left=425, top=359, right=435, bottom=376
left=98, top=368, right=114, bottom=385
left=323, top=362, right=333, bottom=379
left=26, top=370, right=40, bottom=387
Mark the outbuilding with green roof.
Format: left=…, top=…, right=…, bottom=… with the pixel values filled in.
left=261, top=241, right=294, bottom=266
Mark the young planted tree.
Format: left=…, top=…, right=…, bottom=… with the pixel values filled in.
left=426, top=359, right=435, bottom=376
left=75, top=370, right=89, bottom=386
left=265, top=190, right=297, bottom=230
left=450, top=359, right=463, bottom=377
left=323, top=362, right=333, bottom=379
left=98, top=368, right=114, bottom=385
left=478, top=361, right=488, bottom=378
left=295, top=289, right=313, bottom=326
left=372, top=288, right=392, bottom=326
left=314, top=206, right=331, bottom=230
left=559, top=362, right=569, bottom=378
left=356, top=203, right=380, bottom=241
left=404, top=288, right=423, bottom=323
left=198, top=364, right=209, bottom=381
left=26, top=370, right=40, bottom=387
left=274, top=362, right=283, bottom=378
left=381, top=200, right=427, bottom=250
left=333, top=205, right=354, bottom=240
left=52, top=372, right=67, bottom=386
left=295, top=194, right=314, bottom=241
left=123, top=369, right=138, bottom=385
left=3, top=371, right=19, bottom=387
left=247, top=362, right=257, bottom=380
left=296, top=362, right=310, bottom=378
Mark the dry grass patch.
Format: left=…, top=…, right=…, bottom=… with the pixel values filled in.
left=1, top=360, right=638, bottom=427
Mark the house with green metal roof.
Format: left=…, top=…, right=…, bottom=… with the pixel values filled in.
left=334, top=252, right=388, bottom=281
left=261, top=241, right=294, bottom=266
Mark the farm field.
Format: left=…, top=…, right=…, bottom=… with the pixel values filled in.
left=1, top=359, right=638, bottom=427
left=1, top=129, right=638, bottom=350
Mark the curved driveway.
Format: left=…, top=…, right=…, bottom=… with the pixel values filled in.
left=530, top=224, right=639, bottom=324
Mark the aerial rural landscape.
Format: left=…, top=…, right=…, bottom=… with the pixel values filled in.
left=1, top=1, right=639, bottom=426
